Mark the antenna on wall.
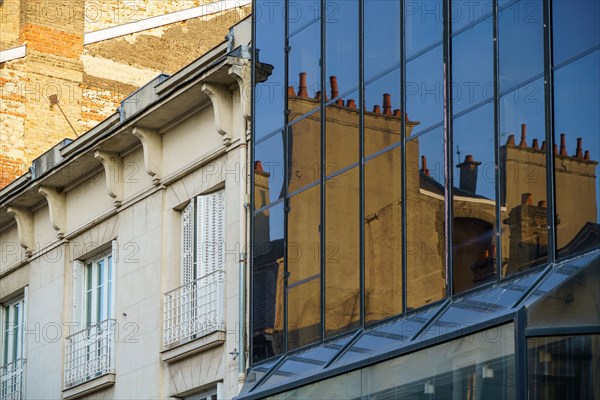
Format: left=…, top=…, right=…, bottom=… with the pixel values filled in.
left=49, top=94, right=79, bottom=138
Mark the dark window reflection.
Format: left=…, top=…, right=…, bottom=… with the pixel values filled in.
left=453, top=104, right=497, bottom=293
left=288, top=22, right=321, bottom=116
left=365, top=148, right=403, bottom=324
left=406, top=45, right=443, bottom=136
left=287, top=185, right=321, bottom=350
left=405, top=0, right=442, bottom=58
left=288, top=111, right=321, bottom=195
left=552, top=0, right=600, bottom=66
left=499, top=0, right=544, bottom=92
left=326, top=89, right=359, bottom=175
left=325, top=168, right=360, bottom=337
left=364, top=69, right=402, bottom=157
left=326, top=0, right=359, bottom=94
left=252, top=203, right=284, bottom=362
left=500, top=78, right=548, bottom=276
left=406, top=127, right=447, bottom=309
left=364, top=0, right=400, bottom=81
left=452, top=19, right=493, bottom=114
left=527, top=335, right=600, bottom=400
left=553, top=51, right=600, bottom=258
left=255, top=0, right=285, bottom=140
left=255, top=133, right=285, bottom=210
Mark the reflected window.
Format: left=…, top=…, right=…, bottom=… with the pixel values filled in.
left=255, top=134, right=285, bottom=210
left=252, top=203, right=285, bottom=362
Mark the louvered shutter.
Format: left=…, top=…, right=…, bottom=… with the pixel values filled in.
left=196, top=189, right=225, bottom=279
left=181, top=199, right=195, bottom=285
left=72, top=260, right=85, bottom=330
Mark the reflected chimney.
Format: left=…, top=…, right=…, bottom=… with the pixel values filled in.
left=532, top=139, right=539, bottom=150
left=519, top=124, right=528, bottom=147
left=373, top=105, right=381, bottom=113
left=346, top=99, right=356, bottom=108
left=383, top=93, right=392, bottom=115
left=575, top=137, right=583, bottom=159
left=457, top=154, right=481, bottom=194
left=298, top=72, right=308, bottom=98
left=288, top=86, right=296, bottom=96
left=330, top=76, right=339, bottom=99
left=421, top=155, right=430, bottom=177
left=560, top=133, right=568, bottom=156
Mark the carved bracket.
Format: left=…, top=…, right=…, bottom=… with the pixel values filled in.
left=229, top=61, right=251, bottom=121
left=39, top=186, right=66, bottom=238
left=6, top=206, right=34, bottom=256
left=201, top=82, right=233, bottom=146
left=94, top=150, right=123, bottom=206
left=132, top=126, right=162, bottom=185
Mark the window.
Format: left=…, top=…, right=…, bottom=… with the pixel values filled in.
left=1, top=293, right=26, bottom=400
left=65, top=244, right=117, bottom=388
left=163, top=189, right=226, bottom=348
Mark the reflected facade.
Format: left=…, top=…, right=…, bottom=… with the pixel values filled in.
left=249, top=0, right=600, bottom=398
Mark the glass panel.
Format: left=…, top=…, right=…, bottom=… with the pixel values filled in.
left=11, top=304, right=19, bottom=361
left=252, top=203, right=285, bottom=362
left=3, top=306, right=8, bottom=365
left=288, top=0, right=320, bottom=36
left=498, top=0, right=544, bottom=92
left=326, top=0, right=359, bottom=94
left=365, top=148, right=403, bottom=324
left=406, top=45, right=443, bottom=135
left=97, top=259, right=105, bottom=322
left=553, top=50, right=600, bottom=258
left=500, top=78, right=548, bottom=276
left=364, top=68, right=402, bottom=157
left=406, top=127, right=447, bottom=309
left=325, top=168, right=360, bottom=337
left=288, top=185, right=320, bottom=285
left=405, top=0, right=443, bottom=59
left=552, top=0, right=600, bottom=66
left=452, top=19, right=493, bottom=114
left=108, top=256, right=113, bottom=318
left=255, top=0, right=285, bottom=140
left=288, top=22, right=320, bottom=117
left=527, top=335, right=600, bottom=400
left=255, top=133, right=285, bottom=210
left=364, top=0, right=400, bottom=82
left=288, top=112, right=321, bottom=194
left=528, top=258, right=600, bottom=329
left=325, top=90, right=359, bottom=175
left=451, top=0, right=492, bottom=33
left=86, top=263, right=93, bottom=325
left=452, top=104, right=497, bottom=293
left=288, top=278, right=321, bottom=351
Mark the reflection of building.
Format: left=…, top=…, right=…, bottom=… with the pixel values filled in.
left=245, top=1, right=600, bottom=399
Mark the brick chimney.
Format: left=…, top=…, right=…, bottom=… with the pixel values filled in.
left=457, top=154, right=481, bottom=194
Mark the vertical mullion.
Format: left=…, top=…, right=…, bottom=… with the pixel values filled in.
left=400, top=0, right=407, bottom=315
left=493, top=0, right=502, bottom=283
left=358, top=0, right=365, bottom=328
left=249, top=0, right=256, bottom=365
left=283, top=0, right=289, bottom=355
left=443, top=0, right=454, bottom=297
left=543, top=0, right=556, bottom=264
left=320, top=0, right=326, bottom=342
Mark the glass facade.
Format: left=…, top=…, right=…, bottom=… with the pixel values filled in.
left=249, top=0, right=600, bottom=397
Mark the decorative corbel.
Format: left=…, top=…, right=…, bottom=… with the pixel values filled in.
left=132, top=126, right=162, bottom=185
left=38, top=186, right=66, bottom=238
left=229, top=61, right=251, bottom=121
left=201, top=82, right=233, bottom=146
left=6, top=206, right=34, bottom=256
left=94, top=150, right=123, bottom=206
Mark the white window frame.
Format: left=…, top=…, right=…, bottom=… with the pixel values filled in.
left=84, top=252, right=114, bottom=326
left=1, top=295, right=25, bottom=367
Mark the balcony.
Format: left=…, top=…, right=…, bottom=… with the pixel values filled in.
left=163, top=270, right=225, bottom=353
left=64, top=319, right=116, bottom=389
left=0, top=358, right=24, bottom=400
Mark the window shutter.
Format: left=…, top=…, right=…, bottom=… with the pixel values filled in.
left=72, top=260, right=85, bottom=329
left=181, top=199, right=195, bottom=285
left=110, top=240, right=118, bottom=318
left=197, top=189, right=225, bottom=278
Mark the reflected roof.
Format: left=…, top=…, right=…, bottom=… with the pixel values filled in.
left=238, top=249, right=600, bottom=400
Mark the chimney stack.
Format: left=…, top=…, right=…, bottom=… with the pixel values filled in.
left=584, top=150, right=590, bottom=161
left=372, top=105, right=381, bottom=113
left=346, top=99, right=356, bottom=108
left=506, top=134, right=516, bottom=146
left=383, top=93, right=392, bottom=115
left=457, top=154, right=482, bottom=194
left=575, top=137, right=583, bottom=159
left=421, top=155, right=430, bottom=177
left=288, top=86, right=296, bottom=96
left=560, top=133, right=568, bottom=156
left=532, top=138, right=539, bottom=150
left=298, top=72, right=308, bottom=98
left=519, top=124, right=528, bottom=147
left=330, top=76, right=339, bottom=99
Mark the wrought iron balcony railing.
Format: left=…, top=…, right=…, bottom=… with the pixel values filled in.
left=0, top=358, right=24, bottom=400
left=163, top=270, right=225, bottom=348
left=64, top=319, right=116, bottom=388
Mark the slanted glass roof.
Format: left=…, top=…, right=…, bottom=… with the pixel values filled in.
left=239, top=249, right=600, bottom=400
